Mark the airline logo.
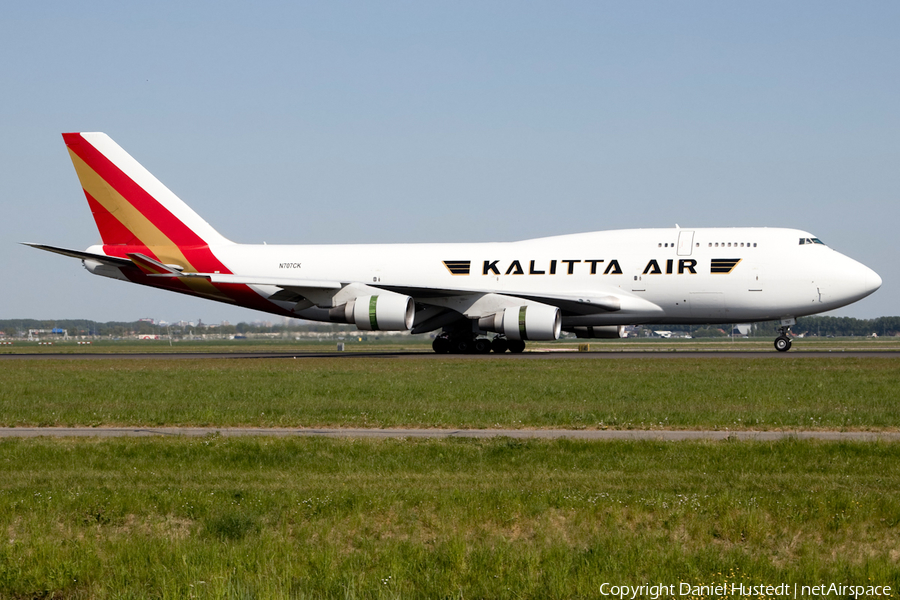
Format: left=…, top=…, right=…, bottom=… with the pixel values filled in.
left=711, top=259, right=742, bottom=274
left=442, top=260, right=471, bottom=275
left=443, top=259, right=624, bottom=276
left=444, top=258, right=743, bottom=276
left=642, top=259, right=697, bottom=275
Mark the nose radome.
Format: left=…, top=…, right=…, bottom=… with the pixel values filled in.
left=866, top=267, right=883, bottom=295
left=821, top=254, right=882, bottom=308
left=844, top=260, right=881, bottom=300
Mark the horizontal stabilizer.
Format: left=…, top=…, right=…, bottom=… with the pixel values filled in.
left=22, top=243, right=133, bottom=268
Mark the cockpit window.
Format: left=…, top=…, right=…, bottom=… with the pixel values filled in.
left=799, top=237, right=826, bottom=245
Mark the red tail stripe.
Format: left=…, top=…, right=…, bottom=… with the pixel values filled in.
left=84, top=191, right=141, bottom=247
left=63, top=133, right=207, bottom=248
left=63, top=133, right=231, bottom=274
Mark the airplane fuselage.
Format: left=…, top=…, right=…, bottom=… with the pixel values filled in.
left=86, top=226, right=880, bottom=328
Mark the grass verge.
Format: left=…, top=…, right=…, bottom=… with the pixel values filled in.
left=1, top=357, right=898, bottom=429
left=1, top=436, right=898, bottom=599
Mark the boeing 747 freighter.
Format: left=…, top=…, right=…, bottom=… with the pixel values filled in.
left=28, top=133, right=882, bottom=352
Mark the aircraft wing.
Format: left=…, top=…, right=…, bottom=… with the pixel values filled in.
left=188, top=273, right=342, bottom=290
left=381, top=285, right=626, bottom=313
left=182, top=269, right=659, bottom=323
left=136, top=262, right=626, bottom=315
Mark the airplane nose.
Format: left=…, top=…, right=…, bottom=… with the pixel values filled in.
left=817, top=255, right=881, bottom=308
left=841, top=260, right=882, bottom=301
left=866, top=267, right=883, bottom=295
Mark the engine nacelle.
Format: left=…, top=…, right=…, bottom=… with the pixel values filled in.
left=566, top=325, right=626, bottom=339
left=478, top=304, right=561, bottom=341
left=331, top=294, right=415, bottom=331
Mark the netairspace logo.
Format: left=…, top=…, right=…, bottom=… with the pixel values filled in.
left=597, top=582, right=892, bottom=599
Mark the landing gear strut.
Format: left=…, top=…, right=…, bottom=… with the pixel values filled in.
left=774, top=326, right=793, bottom=352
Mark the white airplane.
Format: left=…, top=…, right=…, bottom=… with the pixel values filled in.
left=28, top=132, right=882, bottom=353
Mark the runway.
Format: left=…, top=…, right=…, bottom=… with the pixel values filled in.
left=2, top=350, right=898, bottom=360
left=1, top=427, right=898, bottom=441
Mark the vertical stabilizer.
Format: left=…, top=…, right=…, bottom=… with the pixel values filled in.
left=62, top=132, right=232, bottom=249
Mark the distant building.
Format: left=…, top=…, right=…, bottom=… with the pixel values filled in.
left=732, top=324, right=751, bottom=337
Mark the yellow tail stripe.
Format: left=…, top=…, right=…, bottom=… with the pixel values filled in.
left=69, top=149, right=232, bottom=301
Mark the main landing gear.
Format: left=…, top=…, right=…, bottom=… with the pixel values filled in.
left=432, top=334, right=525, bottom=354
left=774, top=325, right=793, bottom=352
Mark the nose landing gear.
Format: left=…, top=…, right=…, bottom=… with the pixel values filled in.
left=774, top=325, right=793, bottom=352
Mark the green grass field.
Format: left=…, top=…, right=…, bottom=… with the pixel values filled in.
left=2, top=353, right=899, bottom=598
left=2, top=436, right=899, bottom=599
left=1, top=356, right=898, bottom=430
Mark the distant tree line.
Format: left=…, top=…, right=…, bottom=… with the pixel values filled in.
left=791, top=316, right=900, bottom=337
left=0, top=319, right=360, bottom=338
left=655, top=316, right=900, bottom=338
left=1, top=315, right=897, bottom=339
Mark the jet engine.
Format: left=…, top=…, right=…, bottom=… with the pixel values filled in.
left=329, top=294, right=415, bottom=331
left=477, top=304, right=561, bottom=341
left=566, top=325, right=625, bottom=339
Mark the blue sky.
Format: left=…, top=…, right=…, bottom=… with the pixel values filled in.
left=2, top=1, right=897, bottom=323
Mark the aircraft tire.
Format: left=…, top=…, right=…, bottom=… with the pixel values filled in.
left=491, top=337, right=509, bottom=353
left=508, top=340, right=526, bottom=354
left=474, top=338, right=492, bottom=354
left=432, top=337, right=451, bottom=354
left=774, top=336, right=792, bottom=352
left=451, top=337, right=471, bottom=354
